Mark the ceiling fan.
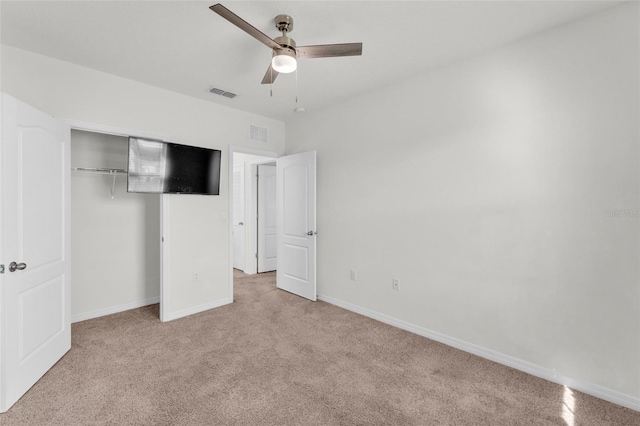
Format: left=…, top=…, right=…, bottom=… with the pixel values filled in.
left=210, top=3, right=363, bottom=85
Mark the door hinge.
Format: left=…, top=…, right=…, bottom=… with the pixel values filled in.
left=0, top=264, right=4, bottom=274
left=255, top=253, right=258, bottom=259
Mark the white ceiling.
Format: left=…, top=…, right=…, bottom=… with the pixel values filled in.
left=0, top=0, right=622, bottom=122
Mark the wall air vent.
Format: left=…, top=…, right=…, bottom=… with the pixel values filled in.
left=249, top=124, right=268, bottom=143
left=208, top=87, right=237, bottom=99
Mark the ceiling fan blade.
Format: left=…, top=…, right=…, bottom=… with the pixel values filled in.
left=296, top=43, right=363, bottom=59
left=261, top=64, right=279, bottom=85
left=210, top=3, right=281, bottom=50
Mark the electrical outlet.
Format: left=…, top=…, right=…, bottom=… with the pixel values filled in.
left=193, top=272, right=199, bottom=282
left=350, top=269, right=358, bottom=281
left=392, top=279, right=400, bottom=291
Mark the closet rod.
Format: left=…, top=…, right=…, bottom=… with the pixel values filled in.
left=71, top=167, right=127, bottom=174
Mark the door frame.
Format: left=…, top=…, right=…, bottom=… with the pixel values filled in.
left=232, top=163, right=246, bottom=271
left=228, top=145, right=278, bottom=299
left=61, top=119, right=170, bottom=321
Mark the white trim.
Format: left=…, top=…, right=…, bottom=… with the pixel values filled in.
left=317, top=294, right=640, bottom=412
left=159, top=195, right=170, bottom=322
left=232, top=163, right=247, bottom=272
left=61, top=118, right=166, bottom=141
left=161, top=298, right=231, bottom=322
left=228, top=145, right=279, bottom=303
left=248, top=163, right=259, bottom=275
left=228, top=145, right=280, bottom=159
left=71, top=297, right=160, bottom=323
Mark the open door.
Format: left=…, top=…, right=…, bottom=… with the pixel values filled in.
left=276, top=151, right=316, bottom=300
left=257, top=164, right=277, bottom=273
left=0, top=94, right=71, bottom=412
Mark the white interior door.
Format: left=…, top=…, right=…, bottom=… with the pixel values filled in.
left=257, top=164, right=277, bottom=273
left=276, top=151, right=316, bottom=300
left=232, top=164, right=245, bottom=271
left=0, top=93, right=71, bottom=412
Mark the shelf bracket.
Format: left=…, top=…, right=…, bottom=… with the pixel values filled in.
left=110, top=169, right=117, bottom=199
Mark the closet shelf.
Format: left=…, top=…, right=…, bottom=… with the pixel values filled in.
left=71, top=167, right=127, bottom=199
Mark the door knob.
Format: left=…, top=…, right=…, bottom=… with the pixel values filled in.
left=9, top=262, right=27, bottom=272
left=238, top=222, right=244, bottom=225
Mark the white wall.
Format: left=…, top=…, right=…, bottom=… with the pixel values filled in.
left=70, top=130, right=160, bottom=321
left=286, top=3, right=639, bottom=405
left=0, top=46, right=286, bottom=319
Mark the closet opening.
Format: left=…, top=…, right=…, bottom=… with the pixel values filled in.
left=70, top=129, right=161, bottom=322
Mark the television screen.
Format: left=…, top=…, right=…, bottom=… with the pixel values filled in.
left=127, top=137, right=221, bottom=195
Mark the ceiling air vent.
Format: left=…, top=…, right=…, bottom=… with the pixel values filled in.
left=208, top=87, right=237, bottom=99
left=249, top=125, right=268, bottom=143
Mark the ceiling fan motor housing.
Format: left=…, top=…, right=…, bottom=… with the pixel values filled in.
left=274, top=35, right=296, bottom=50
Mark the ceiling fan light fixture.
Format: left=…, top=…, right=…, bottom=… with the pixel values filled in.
left=272, top=48, right=297, bottom=73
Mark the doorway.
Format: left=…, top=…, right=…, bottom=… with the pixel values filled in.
left=229, top=148, right=279, bottom=299
left=232, top=153, right=278, bottom=274
left=228, top=147, right=317, bottom=302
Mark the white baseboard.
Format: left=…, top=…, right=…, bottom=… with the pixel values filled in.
left=72, top=296, right=160, bottom=323
left=317, top=294, right=640, bottom=412
left=161, top=297, right=231, bottom=322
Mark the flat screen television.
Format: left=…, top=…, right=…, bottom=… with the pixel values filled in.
left=127, top=137, right=221, bottom=195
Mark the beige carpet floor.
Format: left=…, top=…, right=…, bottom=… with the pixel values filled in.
left=1, top=270, right=638, bottom=425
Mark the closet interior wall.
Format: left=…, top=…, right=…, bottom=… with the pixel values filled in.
left=70, top=130, right=160, bottom=322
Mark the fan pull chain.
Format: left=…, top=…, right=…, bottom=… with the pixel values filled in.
left=295, top=67, right=298, bottom=103
left=270, top=65, right=273, bottom=97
